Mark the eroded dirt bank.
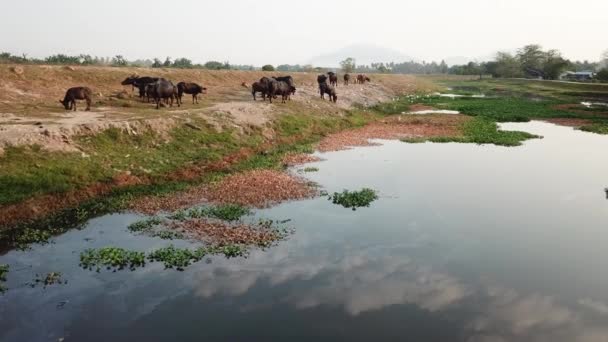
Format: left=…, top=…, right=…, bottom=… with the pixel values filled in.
left=0, top=65, right=452, bottom=233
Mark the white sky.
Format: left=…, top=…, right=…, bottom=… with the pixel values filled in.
left=1, top=0, right=606, bottom=65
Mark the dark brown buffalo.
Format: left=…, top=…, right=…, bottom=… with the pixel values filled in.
left=317, top=74, right=328, bottom=85
left=251, top=81, right=268, bottom=101
left=268, top=79, right=295, bottom=103
left=121, top=75, right=159, bottom=101
left=328, top=72, right=338, bottom=87
left=344, top=73, right=351, bottom=85
left=59, top=87, right=92, bottom=111
left=148, top=79, right=180, bottom=109
left=319, top=82, right=337, bottom=103
left=356, top=74, right=371, bottom=84
left=177, top=82, right=207, bottom=104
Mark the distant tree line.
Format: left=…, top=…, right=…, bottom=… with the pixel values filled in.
left=2, top=46, right=607, bottom=81
left=0, top=52, right=254, bottom=71
left=335, top=45, right=608, bottom=81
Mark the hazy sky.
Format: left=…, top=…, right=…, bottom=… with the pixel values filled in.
left=1, top=0, right=606, bottom=65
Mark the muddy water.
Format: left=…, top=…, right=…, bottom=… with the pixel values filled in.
left=2, top=122, right=608, bottom=341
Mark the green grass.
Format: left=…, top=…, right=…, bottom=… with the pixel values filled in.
left=303, top=167, right=319, bottom=172
left=580, top=123, right=608, bottom=135
left=403, top=117, right=539, bottom=147
left=329, top=188, right=379, bottom=210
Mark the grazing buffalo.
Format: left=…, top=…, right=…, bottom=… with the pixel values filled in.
left=268, top=80, right=295, bottom=103
left=59, top=87, right=92, bottom=111
left=344, top=73, right=351, bottom=85
left=148, top=79, right=180, bottom=109
left=121, top=75, right=159, bottom=101
left=319, top=83, right=337, bottom=103
left=251, top=81, right=269, bottom=101
left=272, top=76, right=296, bottom=95
left=356, top=74, right=371, bottom=84
left=328, top=72, right=338, bottom=87
left=177, top=82, right=207, bottom=104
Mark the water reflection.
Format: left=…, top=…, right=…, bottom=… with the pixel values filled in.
left=2, top=121, right=608, bottom=341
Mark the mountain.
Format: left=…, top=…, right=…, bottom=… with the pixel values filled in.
left=307, top=44, right=415, bottom=68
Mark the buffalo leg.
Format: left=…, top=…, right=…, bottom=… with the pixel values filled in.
left=85, top=97, right=91, bottom=111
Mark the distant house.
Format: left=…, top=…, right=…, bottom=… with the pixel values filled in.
left=560, top=71, right=596, bottom=81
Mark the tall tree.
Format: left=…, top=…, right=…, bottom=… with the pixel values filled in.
left=517, top=44, right=545, bottom=76
left=340, top=57, right=356, bottom=73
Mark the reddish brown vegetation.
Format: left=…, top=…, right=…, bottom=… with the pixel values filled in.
left=318, top=115, right=467, bottom=152
left=543, top=118, right=593, bottom=127
left=130, top=169, right=317, bottom=214
left=281, top=153, right=321, bottom=166
left=171, top=219, right=281, bottom=246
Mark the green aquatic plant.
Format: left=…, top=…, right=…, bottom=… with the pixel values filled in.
left=148, top=245, right=204, bottom=271
left=171, top=204, right=251, bottom=222
left=14, top=228, right=52, bottom=250
left=401, top=117, right=539, bottom=147
left=127, top=217, right=163, bottom=233
left=79, top=247, right=146, bottom=272
left=0, top=264, right=8, bottom=294
left=329, top=188, right=379, bottom=210
left=303, top=167, right=319, bottom=173
left=80, top=244, right=249, bottom=272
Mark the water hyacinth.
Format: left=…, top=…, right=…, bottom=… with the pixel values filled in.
left=329, top=188, right=379, bottom=210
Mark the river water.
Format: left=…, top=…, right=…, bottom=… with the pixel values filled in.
left=2, top=121, right=608, bottom=342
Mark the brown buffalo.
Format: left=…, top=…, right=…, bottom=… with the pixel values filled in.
left=356, top=74, right=371, bottom=84
left=59, top=87, right=92, bottom=111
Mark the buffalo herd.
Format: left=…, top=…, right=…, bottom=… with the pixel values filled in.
left=60, top=71, right=372, bottom=111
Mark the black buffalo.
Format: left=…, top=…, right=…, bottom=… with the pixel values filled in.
left=177, top=82, right=207, bottom=104
left=251, top=81, right=269, bottom=101
left=121, top=75, right=159, bottom=101
left=319, top=83, right=337, bottom=103
left=59, top=87, right=92, bottom=111
left=328, top=72, right=338, bottom=87
left=148, top=79, right=180, bottom=109
left=268, top=79, right=295, bottom=103
left=272, top=76, right=296, bottom=95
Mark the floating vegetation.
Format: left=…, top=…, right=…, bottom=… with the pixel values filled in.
left=151, top=230, right=185, bottom=240
left=128, top=216, right=184, bottom=240
left=401, top=117, right=539, bottom=147
left=173, top=218, right=293, bottom=248
left=329, top=188, right=379, bottom=210
left=13, top=228, right=52, bottom=250
left=81, top=244, right=248, bottom=272
left=0, top=264, right=8, bottom=294
left=29, top=272, right=67, bottom=288
left=79, top=247, right=146, bottom=272
left=171, top=204, right=251, bottom=222
left=303, top=167, right=319, bottom=173
left=127, top=217, right=163, bottom=233
left=147, top=245, right=247, bottom=271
